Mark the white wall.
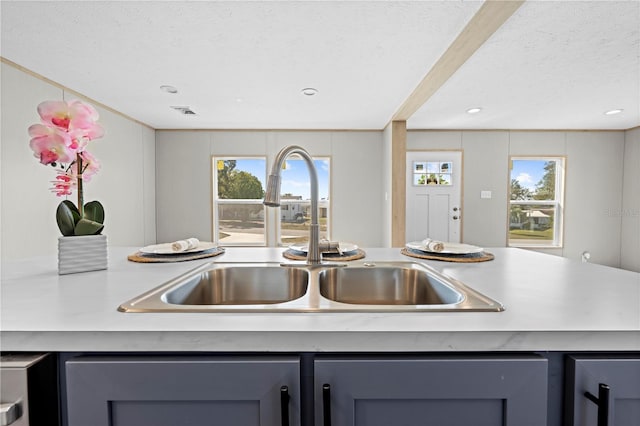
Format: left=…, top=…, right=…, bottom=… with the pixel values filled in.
left=621, top=127, right=640, bottom=272
left=0, top=62, right=156, bottom=261
left=155, top=130, right=384, bottom=248
left=564, top=131, right=624, bottom=266
left=408, top=130, right=630, bottom=268
left=381, top=124, right=392, bottom=247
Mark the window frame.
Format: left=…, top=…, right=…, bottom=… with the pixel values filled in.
left=211, top=155, right=332, bottom=248
left=508, top=156, right=566, bottom=248
left=212, top=156, right=268, bottom=247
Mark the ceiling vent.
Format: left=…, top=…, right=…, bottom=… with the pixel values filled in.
left=170, top=106, right=196, bottom=115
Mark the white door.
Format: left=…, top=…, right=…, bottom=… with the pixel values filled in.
left=406, top=151, right=462, bottom=243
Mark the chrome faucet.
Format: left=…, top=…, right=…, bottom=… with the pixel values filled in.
left=264, top=145, right=323, bottom=264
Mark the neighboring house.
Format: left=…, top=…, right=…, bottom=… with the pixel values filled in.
left=281, top=195, right=306, bottom=222
left=511, top=209, right=551, bottom=230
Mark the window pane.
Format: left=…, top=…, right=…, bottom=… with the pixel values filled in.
left=214, top=158, right=266, bottom=245
left=510, top=159, right=557, bottom=201
left=509, top=203, right=556, bottom=245
left=509, top=157, right=564, bottom=248
left=279, top=158, right=330, bottom=245
left=216, top=159, right=266, bottom=199
left=217, top=203, right=265, bottom=245
left=280, top=199, right=329, bottom=245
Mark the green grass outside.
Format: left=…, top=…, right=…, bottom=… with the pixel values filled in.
left=509, top=228, right=553, bottom=240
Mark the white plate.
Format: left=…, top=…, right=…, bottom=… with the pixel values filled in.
left=406, top=241, right=483, bottom=254
left=289, top=242, right=358, bottom=254
left=140, top=241, right=218, bottom=255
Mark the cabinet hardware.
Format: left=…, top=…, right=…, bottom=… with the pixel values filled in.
left=322, top=384, right=332, bottom=426
left=584, top=383, right=610, bottom=426
left=280, top=385, right=290, bottom=426
left=0, top=402, right=21, bottom=426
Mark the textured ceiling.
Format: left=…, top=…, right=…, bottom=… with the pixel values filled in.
left=1, top=1, right=638, bottom=130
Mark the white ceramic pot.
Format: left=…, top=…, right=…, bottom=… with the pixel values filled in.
left=58, top=234, right=108, bottom=275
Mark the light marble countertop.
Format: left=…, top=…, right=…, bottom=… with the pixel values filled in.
left=1, top=247, right=639, bottom=352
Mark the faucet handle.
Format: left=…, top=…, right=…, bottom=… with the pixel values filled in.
left=319, top=240, right=343, bottom=255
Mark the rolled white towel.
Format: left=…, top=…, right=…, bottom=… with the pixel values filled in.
left=421, top=238, right=444, bottom=252
left=171, top=237, right=200, bottom=252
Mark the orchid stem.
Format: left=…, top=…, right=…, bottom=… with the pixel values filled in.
left=76, top=153, right=84, bottom=218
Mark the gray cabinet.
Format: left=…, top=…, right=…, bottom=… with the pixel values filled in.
left=65, top=353, right=550, bottom=426
left=65, top=355, right=300, bottom=426
left=565, top=355, right=640, bottom=426
left=314, top=355, right=548, bottom=426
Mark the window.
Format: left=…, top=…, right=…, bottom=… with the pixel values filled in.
left=509, top=157, right=565, bottom=247
left=212, top=156, right=331, bottom=247
left=277, top=157, right=330, bottom=245
left=213, top=157, right=266, bottom=245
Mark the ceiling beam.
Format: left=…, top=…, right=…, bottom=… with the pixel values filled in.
left=392, top=0, right=525, bottom=121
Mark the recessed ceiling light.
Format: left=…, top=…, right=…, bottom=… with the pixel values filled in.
left=466, top=107, right=482, bottom=114
left=604, top=109, right=623, bottom=115
left=160, top=85, right=178, bottom=94
left=301, top=87, right=318, bottom=96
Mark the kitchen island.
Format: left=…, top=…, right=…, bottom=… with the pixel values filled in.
left=1, top=247, right=638, bottom=352
left=2, top=247, right=640, bottom=426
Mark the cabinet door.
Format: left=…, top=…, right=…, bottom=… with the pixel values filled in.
left=566, top=355, right=640, bottom=426
left=315, top=355, right=547, bottom=426
left=65, top=356, right=299, bottom=426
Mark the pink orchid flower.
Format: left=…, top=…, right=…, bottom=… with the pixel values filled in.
left=37, top=100, right=73, bottom=130
left=28, top=123, right=74, bottom=165
left=30, top=99, right=105, bottom=202
left=50, top=172, right=75, bottom=197
left=37, top=100, right=104, bottom=140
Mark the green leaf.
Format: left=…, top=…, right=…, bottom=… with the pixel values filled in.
left=83, top=200, right=105, bottom=224
left=74, top=218, right=104, bottom=236
left=62, top=200, right=81, bottom=223
left=56, top=202, right=77, bottom=236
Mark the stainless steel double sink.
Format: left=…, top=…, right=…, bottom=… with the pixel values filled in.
left=118, top=261, right=504, bottom=313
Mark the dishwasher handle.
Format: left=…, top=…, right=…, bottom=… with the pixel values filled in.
left=0, top=401, right=22, bottom=426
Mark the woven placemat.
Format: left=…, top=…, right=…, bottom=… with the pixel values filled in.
left=128, top=247, right=225, bottom=263
left=283, top=248, right=366, bottom=261
left=401, top=247, right=494, bottom=263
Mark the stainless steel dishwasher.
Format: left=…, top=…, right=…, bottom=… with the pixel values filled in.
left=0, top=353, right=59, bottom=426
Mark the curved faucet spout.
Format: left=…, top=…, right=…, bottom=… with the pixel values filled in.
left=264, top=145, right=321, bottom=264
